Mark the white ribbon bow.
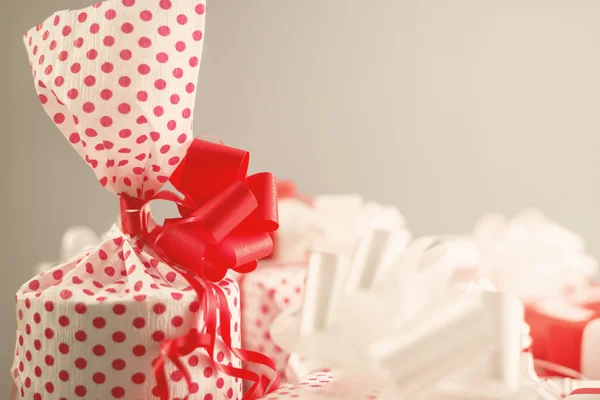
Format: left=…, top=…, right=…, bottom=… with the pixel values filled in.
left=270, top=230, right=528, bottom=399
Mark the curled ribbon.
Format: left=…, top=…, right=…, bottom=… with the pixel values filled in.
left=119, top=139, right=280, bottom=400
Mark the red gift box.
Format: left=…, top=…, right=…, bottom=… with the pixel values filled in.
left=526, top=288, right=600, bottom=379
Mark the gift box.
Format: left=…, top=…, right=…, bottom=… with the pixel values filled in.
left=240, top=195, right=410, bottom=379
left=14, top=0, right=280, bottom=398
left=525, top=288, right=600, bottom=379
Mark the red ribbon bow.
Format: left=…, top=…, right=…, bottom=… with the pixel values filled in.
left=120, top=139, right=280, bottom=400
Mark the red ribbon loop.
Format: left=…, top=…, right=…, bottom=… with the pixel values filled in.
left=117, top=139, right=280, bottom=400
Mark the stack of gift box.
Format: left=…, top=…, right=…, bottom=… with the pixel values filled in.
left=12, top=0, right=600, bottom=399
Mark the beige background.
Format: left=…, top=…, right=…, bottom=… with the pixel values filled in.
left=2, top=0, right=600, bottom=393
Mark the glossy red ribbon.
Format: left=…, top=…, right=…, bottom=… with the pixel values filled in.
left=120, top=139, right=280, bottom=400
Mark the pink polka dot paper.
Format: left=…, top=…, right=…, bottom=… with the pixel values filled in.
left=13, top=229, right=243, bottom=399
left=241, top=262, right=307, bottom=381
left=23, top=0, right=207, bottom=199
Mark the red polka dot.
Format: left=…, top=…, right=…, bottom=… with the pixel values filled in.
left=140, top=10, right=153, bottom=21
left=93, top=317, right=106, bottom=328
left=112, top=387, right=125, bottom=398
left=168, top=156, right=180, bottom=165
left=62, top=26, right=72, bottom=36
left=154, top=79, right=166, bottom=90
left=93, top=372, right=106, bottom=384
left=53, top=113, right=65, bottom=124
left=158, top=26, right=170, bottom=36
left=171, top=315, right=184, bottom=327
left=119, top=76, right=132, bottom=87
left=175, top=41, right=186, bottom=52
left=205, top=394, right=213, bottom=400
left=75, top=385, right=87, bottom=397
left=120, top=49, right=132, bottom=60
left=24, top=377, right=31, bottom=388
left=137, top=91, right=148, bottom=101
left=38, top=94, right=48, bottom=104
left=34, top=339, right=42, bottom=350
left=178, top=134, right=188, bottom=143
left=93, top=345, right=106, bottom=356
left=217, top=351, right=225, bottom=362
left=173, top=68, right=184, bottom=78
left=44, top=65, right=53, bottom=75
left=50, top=40, right=58, bottom=50
left=152, top=331, right=165, bottom=342
left=132, top=317, right=146, bottom=328
left=177, top=14, right=188, bottom=25
left=118, top=103, right=131, bottom=114
left=132, top=345, right=146, bottom=356
left=132, top=372, right=146, bottom=384
left=123, top=0, right=135, bottom=6
left=59, top=316, right=70, bottom=327
left=45, top=328, right=55, bottom=339
left=101, top=116, right=113, bottom=127
left=157, top=52, right=169, bottom=63
left=58, top=342, right=69, bottom=354
left=75, top=358, right=87, bottom=369
left=167, top=120, right=177, bottom=131
left=58, top=51, right=69, bottom=61
left=171, top=292, right=183, bottom=300
left=67, top=89, right=79, bottom=100
left=182, top=108, right=191, bottom=118
left=70, top=133, right=81, bottom=144
left=75, top=330, right=87, bottom=342
left=160, top=0, right=172, bottom=10
left=186, top=83, right=196, bottom=93
left=60, top=290, right=73, bottom=299
left=71, top=63, right=82, bottom=73
left=119, top=129, right=132, bottom=138
left=216, top=377, right=225, bottom=388
left=59, top=370, right=69, bottom=382
left=45, top=355, right=54, bottom=366
left=78, top=12, right=88, bottom=23
left=113, top=331, right=126, bottom=343
left=74, top=37, right=84, bottom=48
left=139, top=37, right=152, bottom=48
left=54, top=15, right=61, bottom=25
left=136, top=135, right=147, bottom=144
left=153, top=106, right=164, bottom=117
left=112, top=359, right=126, bottom=370
left=121, top=22, right=134, bottom=34
left=84, top=75, right=96, bottom=87
left=138, top=64, right=151, bottom=74
left=153, top=303, right=166, bottom=314
left=44, top=301, right=54, bottom=312
left=82, top=102, right=95, bottom=113
left=87, top=49, right=98, bottom=60
left=101, top=89, right=113, bottom=100
left=102, top=62, right=114, bottom=73
left=171, top=370, right=184, bottom=382
left=105, top=9, right=117, bottom=20
left=188, top=355, right=199, bottom=366
left=90, top=23, right=100, bottom=34
left=196, top=3, right=206, bottom=14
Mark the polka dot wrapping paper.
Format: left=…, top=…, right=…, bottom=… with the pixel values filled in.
left=240, top=262, right=307, bottom=381
left=13, top=0, right=254, bottom=398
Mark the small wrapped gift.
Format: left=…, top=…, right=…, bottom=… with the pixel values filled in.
left=14, top=1, right=280, bottom=398
left=240, top=194, right=410, bottom=380
left=467, top=209, right=600, bottom=379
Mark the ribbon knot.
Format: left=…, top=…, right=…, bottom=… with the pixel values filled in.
left=118, top=139, right=280, bottom=400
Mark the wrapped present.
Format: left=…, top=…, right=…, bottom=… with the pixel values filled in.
left=14, top=1, right=280, bottom=399
left=35, top=226, right=109, bottom=274
left=459, top=209, right=600, bottom=379
left=268, top=232, right=545, bottom=399
left=240, top=197, right=410, bottom=379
